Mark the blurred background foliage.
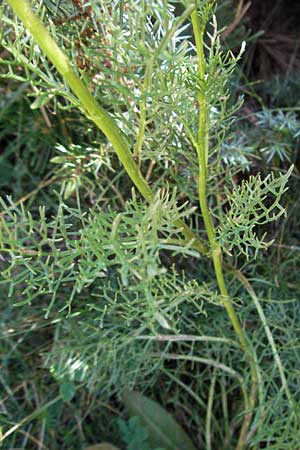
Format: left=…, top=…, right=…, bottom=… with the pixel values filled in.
left=1, top=1, right=300, bottom=449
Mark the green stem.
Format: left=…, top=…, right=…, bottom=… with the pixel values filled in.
left=7, top=0, right=152, bottom=201
left=133, top=59, right=153, bottom=167
left=5, top=0, right=208, bottom=256
left=191, top=10, right=258, bottom=450
left=206, top=368, right=217, bottom=450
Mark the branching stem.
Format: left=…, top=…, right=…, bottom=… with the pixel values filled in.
left=4, top=3, right=266, bottom=447
left=5, top=0, right=208, bottom=257
left=191, top=10, right=258, bottom=450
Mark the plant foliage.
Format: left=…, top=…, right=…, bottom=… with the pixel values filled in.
left=0, top=1, right=299, bottom=449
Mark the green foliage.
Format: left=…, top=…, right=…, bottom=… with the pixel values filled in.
left=50, top=142, right=113, bottom=198
left=0, top=1, right=299, bottom=450
left=59, top=378, right=76, bottom=402
left=0, top=190, right=201, bottom=317
left=218, top=166, right=293, bottom=258
left=117, top=416, right=166, bottom=450
left=256, top=110, right=300, bottom=163
left=122, top=390, right=196, bottom=450
left=231, top=110, right=300, bottom=167
left=0, top=2, right=77, bottom=108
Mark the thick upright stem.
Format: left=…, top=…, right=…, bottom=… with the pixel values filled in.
left=6, top=0, right=208, bottom=256
left=6, top=0, right=152, bottom=202
left=191, top=10, right=257, bottom=450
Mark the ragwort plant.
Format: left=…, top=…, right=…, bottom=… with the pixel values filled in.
left=0, top=1, right=297, bottom=449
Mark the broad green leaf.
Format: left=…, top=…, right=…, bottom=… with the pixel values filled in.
left=122, top=390, right=197, bottom=450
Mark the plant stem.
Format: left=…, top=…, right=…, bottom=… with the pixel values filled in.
left=5, top=0, right=208, bottom=257
left=133, top=59, right=152, bottom=167
left=206, top=368, right=217, bottom=450
left=191, top=10, right=258, bottom=450
left=6, top=0, right=152, bottom=200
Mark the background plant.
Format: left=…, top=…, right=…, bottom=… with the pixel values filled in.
left=1, top=1, right=300, bottom=449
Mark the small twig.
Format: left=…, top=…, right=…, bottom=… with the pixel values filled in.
left=222, top=0, right=252, bottom=39
left=145, top=159, right=156, bottom=181
left=107, top=179, right=126, bottom=208
left=136, top=334, right=238, bottom=346
left=40, top=105, right=52, bottom=128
